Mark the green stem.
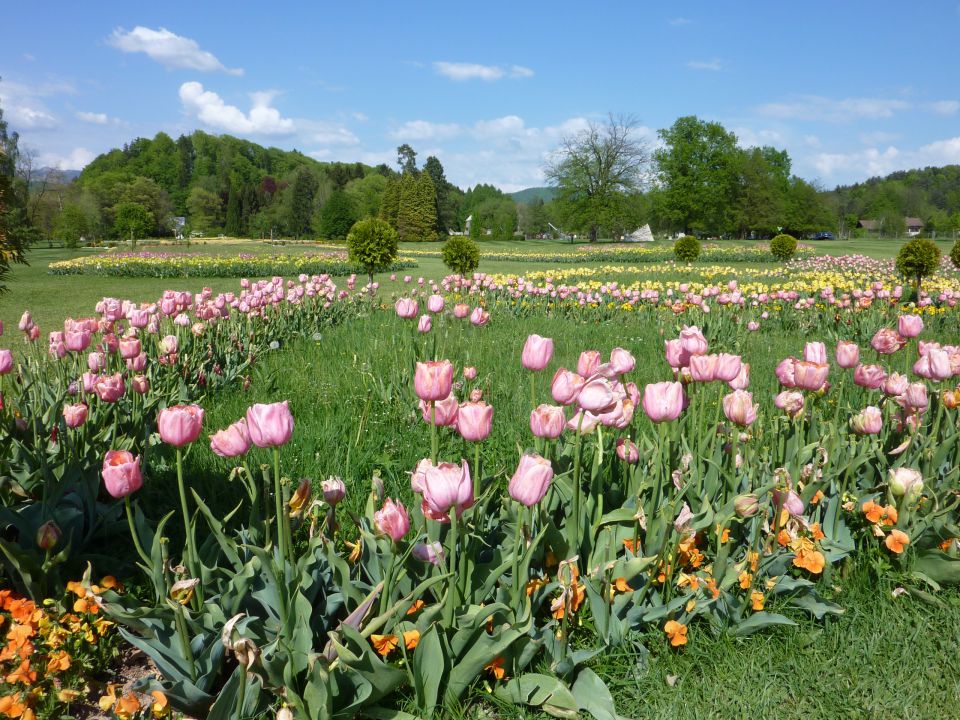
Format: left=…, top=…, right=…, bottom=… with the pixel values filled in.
left=235, top=665, right=247, bottom=719
left=379, top=542, right=397, bottom=615
left=430, top=402, right=438, bottom=464
left=444, top=511, right=459, bottom=624
left=273, top=446, right=287, bottom=564
left=473, top=442, right=481, bottom=498
left=511, top=505, right=524, bottom=609
left=175, top=449, right=203, bottom=605
left=569, top=414, right=584, bottom=556
left=124, top=496, right=151, bottom=567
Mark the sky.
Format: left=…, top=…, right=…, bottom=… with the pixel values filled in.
left=2, top=1, right=960, bottom=192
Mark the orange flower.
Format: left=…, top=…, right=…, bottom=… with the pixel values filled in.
left=862, top=500, right=883, bottom=524
left=0, top=694, right=27, bottom=718
left=612, top=577, right=632, bottom=593
left=345, top=538, right=362, bottom=564
left=5, top=659, right=36, bottom=686
left=370, top=634, right=398, bottom=657
left=810, top=490, right=825, bottom=505
left=402, top=630, right=420, bottom=651
left=719, top=528, right=730, bottom=544
left=792, top=547, right=825, bottom=574
left=525, top=576, right=546, bottom=596
left=747, top=550, right=759, bottom=572
left=99, top=576, right=123, bottom=591
left=150, top=691, right=170, bottom=718
left=738, top=571, right=753, bottom=589
left=664, top=620, right=688, bottom=647
left=6, top=623, right=34, bottom=649
left=885, top=529, right=910, bottom=554
left=406, top=599, right=424, bottom=615
left=65, top=581, right=87, bottom=598
left=705, top=578, right=720, bottom=600
left=114, top=693, right=141, bottom=720
left=622, top=538, right=637, bottom=553
left=883, top=505, right=898, bottom=526
left=676, top=572, right=699, bottom=590
left=750, top=591, right=765, bottom=611
left=550, top=581, right=585, bottom=619
left=45, top=650, right=71, bottom=673
left=485, top=656, right=506, bottom=680
left=810, top=523, right=825, bottom=541
left=776, top=529, right=791, bottom=547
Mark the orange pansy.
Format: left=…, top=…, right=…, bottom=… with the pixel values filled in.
left=485, top=656, right=506, bottom=680
left=750, top=591, right=765, bottom=611
left=370, top=634, right=398, bottom=657
left=885, top=529, right=910, bottom=554
left=664, top=620, right=688, bottom=647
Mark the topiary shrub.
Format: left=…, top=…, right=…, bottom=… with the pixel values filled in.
left=895, top=237, right=941, bottom=291
left=674, top=235, right=701, bottom=262
left=950, top=239, right=960, bottom=270
left=346, top=217, right=399, bottom=287
left=442, top=236, right=481, bottom=276
left=770, top=233, right=798, bottom=261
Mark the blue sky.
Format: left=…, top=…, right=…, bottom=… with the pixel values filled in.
left=2, top=1, right=960, bottom=191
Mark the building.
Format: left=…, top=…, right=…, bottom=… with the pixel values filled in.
left=905, top=217, right=923, bottom=237
left=857, top=217, right=924, bottom=237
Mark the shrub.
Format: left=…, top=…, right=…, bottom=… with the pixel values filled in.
left=346, top=217, right=399, bottom=286
left=770, top=233, right=798, bottom=261
left=674, top=235, right=701, bottom=262
left=895, top=237, right=941, bottom=290
left=950, top=239, right=960, bottom=270
left=442, top=236, right=480, bottom=275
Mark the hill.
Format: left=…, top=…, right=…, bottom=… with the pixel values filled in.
left=509, top=186, right=558, bottom=204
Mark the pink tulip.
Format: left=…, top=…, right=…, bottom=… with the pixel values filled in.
left=130, top=375, right=149, bottom=394
left=774, top=391, right=805, bottom=418
left=86, top=352, right=105, bottom=372
left=566, top=409, right=601, bottom=434
left=463, top=366, right=477, bottom=380
left=410, top=458, right=434, bottom=493
left=530, top=404, right=565, bottom=439
left=609, top=348, right=636, bottom=375
left=728, top=363, right=750, bottom=390
left=18, top=311, right=33, bottom=332
left=551, top=368, right=585, bottom=405
left=688, top=354, right=718, bottom=382
left=413, top=541, right=444, bottom=565
left=322, top=476, right=346, bottom=506
left=747, top=321, right=760, bottom=332
left=773, top=489, right=804, bottom=517
left=804, top=342, right=827, bottom=364
left=374, top=498, right=410, bottom=541
left=469, top=307, right=489, bottom=326
left=427, top=294, right=445, bottom=313
left=835, top=341, right=860, bottom=369
left=27, top=326, right=39, bottom=342
left=679, top=326, right=708, bottom=356
left=414, top=360, right=454, bottom=402
left=102, top=450, right=143, bottom=498
left=664, top=339, right=689, bottom=368
left=871, top=328, right=906, bottom=355
left=395, top=298, right=419, bottom=318
left=913, top=348, right=952, bottom=381
left=903, top=382, right=929, bottom=411
left=63, top=403, right=88, bottom=428
left=577, top=376, right=618, bottom=413
left=577, top=350, right=602, bottom=377
left=456, top=400, right=493, bottom=441
left=158, top=404, right=205, bottom=447
left=453, top=303, right=470, bottom=319
left=642, top=381, right=684, bottom=423
left=722, top=390, right=758, bottom=427
left=883, top=372, right=909, bottom=397
left=616, top=438, right=639, bottom=464
left=898, top=314, right=924, bottom=338
left=119, top=337, right=141, bottom=360
left=715, top=354, right=743, bottom=383
left=421, top=393, right=459, bottom=426
left=853, top=363, right=887, bottom=389
left=210, top=419, right=252, bottom=457
left=159, top=335, right=179, bottom=355
left=775, top=357, right=798, bottom=388
left=64, top=330, right=92, bottom=353
left=246, top=401, right=294, bottom=447
left=0, top=349, right=12, bottom=375
left=127, top=353, right=147, bottom=372
left=850, top=406, right=882, bottom=435
left=417, top=314, right=432, bottom=333
left=508, top=453, right=554, bottom=507
left=94, top=373, right=126, bottom=403
left=422, top=460, right=473, bottom=517
left=793, top=361, right=829, bottom=392
left=521, top=334, right=554, bottom=371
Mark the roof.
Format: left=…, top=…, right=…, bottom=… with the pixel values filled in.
left=858, top=219, right=880, bottom=230
left=905, top=217, right=923, bottom=227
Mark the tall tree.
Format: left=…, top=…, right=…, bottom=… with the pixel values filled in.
left=396, top=144, right=418, bottom=175
left=224, top=181, right=242, bottom=236
left=423, top=155, right=456, bottom=233
left=287, top=168, right=318, bottom=239
left=318, top=189, right=357, bottom=240
left=544, top=114, right=650, bottom=242
left=414, top=172, right=438, bottom=241
left=395, top=172, right=419, bottom=242
left=378, top=177, right=401, bottom=227
left=0, top=96, right=27, bottom=292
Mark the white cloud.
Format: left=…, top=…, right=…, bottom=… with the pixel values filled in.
left=859, top=130, right=899, bottom=145
left=732, top=126, right=785, bottom=147
left=432, top=61, right=534, bottom=81
left=0, top=79, right=74, bottom=130
left=927, top=100, right=960, bottom=115
left=686, top=59, right=723, bottom=71
left=178, top=81, right=295, bottom=135
left=803, top=134, right=821, bottom=148
left=36, top=147, right=95, bottom=170
left=668, top=17, right=692, bottom=25
left=108, top=26, right=243, bottom=75
left=389, top=120, right=462, bottom=141
left=303, top=121, right=360, bottom=146
left=918, top=136, right=960, bottom=162
left=7, top=106, right=58, bottom=129
left=76, top=111, right=109, bottom=125
left=807, top=135, right=960, bottom=182
left=22, top=53, right=35, bottom=62
left=757, top=95, right=910, bottom=121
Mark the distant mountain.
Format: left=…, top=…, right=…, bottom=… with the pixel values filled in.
left=33, top=167, right=81, bottom=183
left=509, top=186, right=557, bottom=204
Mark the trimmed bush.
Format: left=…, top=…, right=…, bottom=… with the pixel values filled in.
left=770, top=233, right=798, bottom=261
left=950, top=239, right=960, bottom=270
left=347, top=217, right=400, bottom=286
left=442, top=236, right=481, bottom=276
left=895, top=237, right=941, bottom=290
left=674, top=235, right=701, bottom=262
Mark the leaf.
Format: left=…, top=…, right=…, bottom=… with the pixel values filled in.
left=571, top=667, right=629, bottom=720
left=494, top=673, right=579, bottom=719
left=913, top=549, right=960, bottom=585
left=789, top=594, right=845, bottom=619
left=728, top=612, right=797, bottom=637
left=412, top=624, right=446, bottom=714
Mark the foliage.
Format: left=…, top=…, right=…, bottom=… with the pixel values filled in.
left=112, top=202, right=153, bottom=241
left=54, top=204, right=90, bottom=248
left=393, top=172, right=437, bottom=242
left=0, top=96, right=28, bottom=293
left=347, top=217, right=400, bottom=283
left=770, top=233, right=798, bottom=261
left=895, top=237, right=941, bottom=288
left=441, top=235, right=480, bottom=275
left=317, top=189, right=358, bottom=241
left=287, top=168, right=318, bottom=239
left=950, top=238, right=960, bottom=270
left=674, top=234, right=701, bottom=262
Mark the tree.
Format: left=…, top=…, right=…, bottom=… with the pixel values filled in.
left=442, top=236, right=480, bottom=275
left=113, top=202, right=153, bottom=242
left=378, top=177, right=401, bottom=227
left=395, top=172, right=437, bottom=242
left=896, top=237, right=940, bottom=291
left=224, top=181, right=242, bottom=236
left=346, top=217, right=399, bottom=287
left=735, top=147, right=788, bottom=238
left=414, top=172, right=438, bottom=241
left=54, top=204, right=90, bottom=247
left=287, top=168, right=318, bottom=239
left=345, top=173, right=388, bottom=218
left=423, top=155, right=458, bottom=233
left=318, top=190, right=357, bottom=240
left=544, top=114, right=650, bottom=242
left=396, top=144, right=417, bottom=174
left=653, top=116, right=741, bottom=235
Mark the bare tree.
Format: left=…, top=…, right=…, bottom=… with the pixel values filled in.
left=544, top=114, right=650, bottom=242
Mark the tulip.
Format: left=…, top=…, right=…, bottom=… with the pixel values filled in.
left=63, top=402, right=88, bottom=428
left=322, top=476, right=346, bottom=506
left=508, top=453, right=554, bottom=507
left=804, top=342, right=827, bottom=364
left=577, top=376, right=618, bottom=413
left=850, top=406, right=883, bottom=435
left=566, top=409, right=601, bottom=433
left=422, top=460, right=473, bottom=517
left=913, top=348, right=952, bottom=381
left=898, top=314, right=924, bottom=338
left=871, top=328, right=905, bottom=355
left=246, top=401, right=295, bottom=447
left=119, top=337, right=141, bottom=359
left=642, top=381, right=684, bottom=423
left=577, top=350, right=602, bottom=377
left=414, top=360, right=454, bottom=402
left=888, top=467, right=923, bottom=500
left=374, top=498, right=410, bottom=540
left=453, top=303, right=470, bottom=318
left=410, top=458, right=434, bottom=493
left=521, top=334, right=554, bottom=371
left=417, top=314, right=432, bottom=333
left=159, top=405, right=205, bottom=447
left=456, top=400, right=493, bottom=441
left=903, top=382, right=929, bottom=411
left=530, top=404, right=565, bottom=439
left=210, top=419, right=252, bottom=457
left=616, top=438, right=639, bottom=463
left=715, top=354, right=743, bottom=383
left=64, top=329, right=92, bottom=353
left=420, top=393, right=458, bottom=427
left=36, top=521, right=61, bottom=551
left=775, top=357, right=798, bottom=388
left=773, top=489, right=804, bottom=517
left=943, top=388, right=960, bottom=409
left=734, top=494, right=759, bottom=518
left=469, top=307, right=489, bottom=326
left=774, top=391, right=805, bottom=418
left=883, top=372, right=909, bottom=397
left=793, top=361, right=829, bottom=392
left=427, top=294, right=445, bottom=313
left=159, top=335, right=179, bottom=355
left=18, top=311, right=34, bottom=332
left=835, top=341, right=860, bottom=369
left=853, top=363, right=887, bottom=389
left=0, top=349, right=12, bottom=375
left=747, top=321, right=760, bottom=332
left=551, top=368, right=585, bottom=405
left=413, top=541, right=444, bottom=565
left=722, top=390, right=758, bottom=427
left=728, top=362, right=750, bottom=390
left=688, top=354, right=718, bottom=382
left=102, top=450, right=143, bottom=498
left=679, top=326, right=708, bottom=355
left=608, top=347, right=636, bottom=375
left=131, top=375, right=150, bottom=394
left=86, top=351, right=105, bottom=372
left=664, top=339, right=689, bottom=368
left=395, top=298, right=418, bottom=318
left=463, top=366, right=477, bottom=380
left=94, top=373, right=126, bottom=403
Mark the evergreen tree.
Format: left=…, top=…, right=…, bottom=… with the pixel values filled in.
left=288, top=168, right=318, bottom=239
left=415, top=172, right=438, bottom=241
left=396, top=172, right=419, bottom=241
left=224, top=181, right=242, bottom=236
left=424, top=155, right=454, bottom=232
left=378, top=177, right=401, bottom=227
left=318, top=190, right=357, bottom=240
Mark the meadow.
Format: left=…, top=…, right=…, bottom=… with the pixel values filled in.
left=2, top=235, right=960, bottom=719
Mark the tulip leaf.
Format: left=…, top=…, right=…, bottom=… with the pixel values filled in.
left=913, top=549, right=960, bottom=585
left=494, top=673, right=579, bottom=719
left=571, top=667, right=628, bottom=720
left=412, top=623, right=447, bottom=713
left=728, top=612, right=797, bottom=636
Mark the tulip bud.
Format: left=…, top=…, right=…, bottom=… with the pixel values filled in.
left=734, top=494, right=759, bottom=518
left=322, top=476, right=346, bottom=506
left=888, top=467, right=923, bottom=500
left=36, top=521, right=62, bottom=551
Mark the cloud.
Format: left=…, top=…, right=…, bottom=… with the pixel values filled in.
left=108, top=26, right=243, bottom=75
left=757, top=95, right=910, bottom=121
left=686, top=59, right=723, bottom=71
left=76, top=111, right=109, bottom=125
left=36, top=147, right=96, bottom=170
left=806, top=135, right=960, bottom=182
left=389, top=120, right=461, bottom=141
left=927, top=100, right=960, bottom=115
left=300, top=120, right=360, bottom=146
left=859, top=130, right=899, bottom=145
left=179, top=82, right=295, bottom=135
left=432, top=61, right=534, bottom=81
left=732, top=126, right=785, bottom=147
left=7, top=106, right=58, bottom=129
left=22, top=53, right=35, bottom=62
left=668, top=17, right=692, bottom=25
left=0, top=79, right=75, bottom=130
